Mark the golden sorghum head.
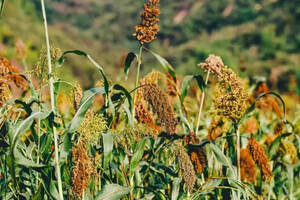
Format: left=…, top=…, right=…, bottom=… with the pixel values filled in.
left=279, top=140, right=297, bottom=165
left=72, top=83, right=83, bottom=111
left=141, top=83, right=177, bottom=134
left=240, top=148, right=257, bottom=183
left=199, top=55, right=249, bottom=121
left=0, top=78, right=11, bottom=107
left=71, top=139, right=96, bottom=199
left=176, top=144, right=196, bottom=193
left=78, top=111, right=107, bottom=145
left=135, top=100, right=162, bottom=134
left=0, top=56, right=28, bottom=89
left=190, top=147, right=207, bottom=174
left=248, top=137, right=273, bottom=181
left=35, top=46, right=62, bottom=84
left=133, top=0, right=160, bottom=44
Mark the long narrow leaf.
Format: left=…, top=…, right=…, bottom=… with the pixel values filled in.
left=68, top=87, right=106, bottom=133
left=0, top=0, right=5, bottom=16
left=102, top=133, right=114, bottom=169
left=95, top=184, right=130, bottom=200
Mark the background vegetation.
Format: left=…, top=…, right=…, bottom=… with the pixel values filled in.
left=1, top=0, right=300, bottom=91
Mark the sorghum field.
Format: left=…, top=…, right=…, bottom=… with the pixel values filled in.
left=1, top=0, right=300, bottom=199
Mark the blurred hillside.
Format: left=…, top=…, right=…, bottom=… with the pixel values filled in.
left=0, top=0, right=300, bottom=92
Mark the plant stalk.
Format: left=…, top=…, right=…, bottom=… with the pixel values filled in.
left=132, top=45, right=143, bottom=119
left=236, top=127, right=241, bottom=199
left=195, top=70, right=210, bottom=134
left=40, top=0, right=63, bottom=199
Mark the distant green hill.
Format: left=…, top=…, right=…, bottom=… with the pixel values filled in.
left=1, top=0, right=300, bottom=92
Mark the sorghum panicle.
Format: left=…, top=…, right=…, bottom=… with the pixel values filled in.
left=0, top=57, right=27, bottom=89
left=190, top=147, right=207, bottom=174
left=141, top=83, right=177, bottom=134
left=35, top=46, right=62, bottom=84
left=73, top=83, right=83, bottom=111
left=78, top=111, right=107, bottom=145
left=199, top=55, right=249, bottom=121
left=176, top=144, right=196, bottom=193
left=240, top=148, right=257, bottom=183
left=133, top=0, right=160, bottom=44
left=0, top=78, right=11, bottom=107
left=135, top=100, right=162, bottom=134
left=71, top=140, right=96, bottom=198
left=248, top=137, right=273, bottom=181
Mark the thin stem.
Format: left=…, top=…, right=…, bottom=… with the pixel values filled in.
left=40, top=0, right=63, bottom=199
left=132, top=45, right=143, bottom=119
left=236, top=127, right=241, bottom=199
left=195, top=70, right=210, bottom=134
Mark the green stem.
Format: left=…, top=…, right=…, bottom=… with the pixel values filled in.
left=132, top=45, right=143, bottom=119
left=195, top=70, right=210, bottom=134
left=236, top=125, right=241, bottom=199
left=40, top=0, right=63, bottom=199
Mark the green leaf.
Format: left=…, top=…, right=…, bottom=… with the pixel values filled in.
left=14, top=150, right=45, bottom=168
left=130, top=138, right=146, bottom=176
left=124, top=52, right=136, bottom=79
left=0, top=0, right=5, bottom=16
left=102, top=133, right=114, bottom=169
left=180, top=75, right=205, bottom=103
left=32, top=184, right=44, bottom=200
left=60, top=132, right=72, bottom=162
left=56, top=50, right=109, bottom=95
left=209, top=143, right=236, bottom=178
left=68, top=87, right=106, bottom=133
left=269, top=133, right=291, bottom=158
left=180, top=75, right=193, bottom=103
left=171, top=178, right=181, bottom=200
left=56, top=50, right=87, bottom=67
left=9, top=112, right=49, bottom=150
left=95, top=184, right=130, bottom=200
left=113, top=84, right=133, bottom=113
left=49, top=180, right=60, bottom=200
left=146, top=48, right=176, bottom=81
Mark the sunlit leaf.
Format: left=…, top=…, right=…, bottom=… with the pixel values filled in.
left=130, top=138, right=146, bottom=176
left=68, top=87, right=106, bottom=133
left=103, top=133, right=114, bottom=169
left=95, top=184, right=130, bottom=200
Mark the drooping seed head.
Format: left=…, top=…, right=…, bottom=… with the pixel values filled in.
left=141, top=83, right=177, bottom=134
left=248, top=137, right=272, bottom=181
left=71, top=139, right=96, bottom=198
left=176, top=144, right=196, bottom=193
left=240, top=148, right=257, bottom=183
